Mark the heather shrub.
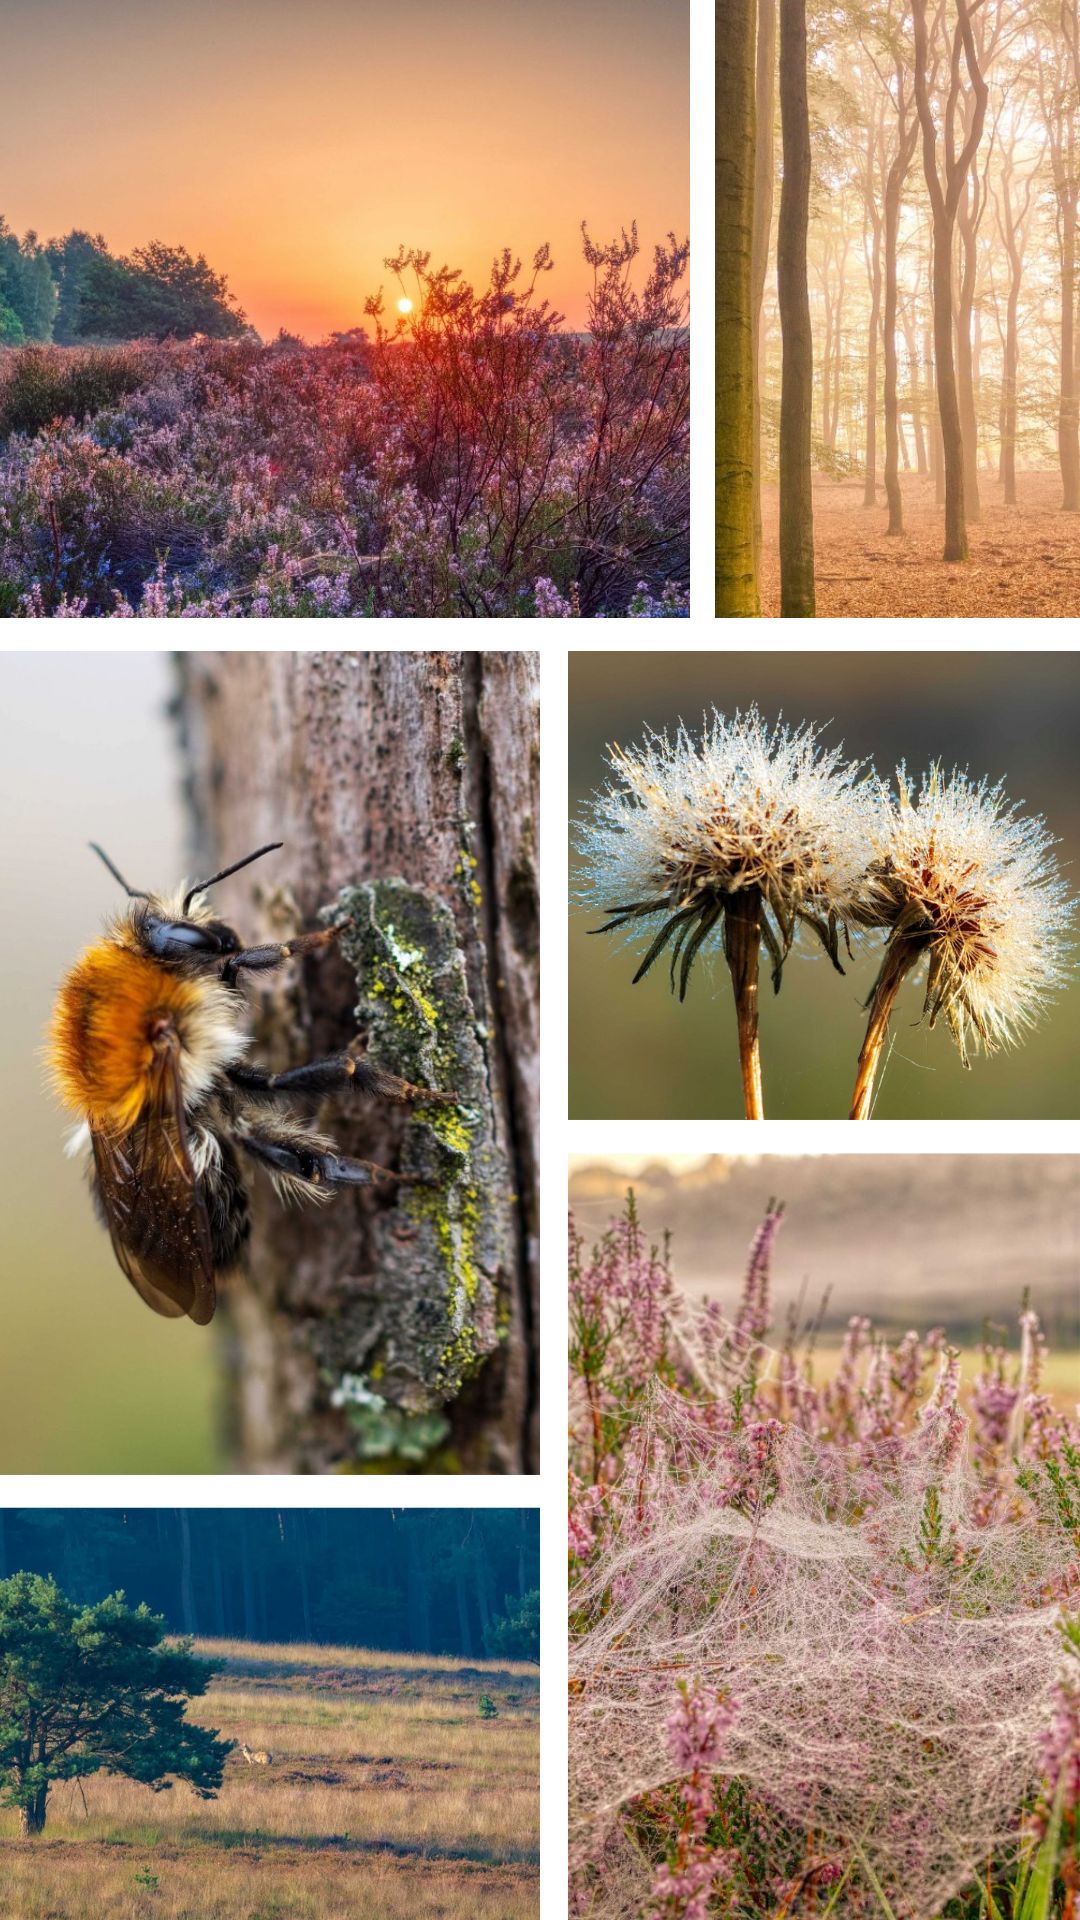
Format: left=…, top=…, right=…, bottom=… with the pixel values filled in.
left=0, top=342, right=150, bottom=439
left=0, top=226, right=689, bottom=618
left=569, top=1196, right=1080, bottom=1920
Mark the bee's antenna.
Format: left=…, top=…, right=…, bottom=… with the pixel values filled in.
left=183, top=842, right=284, bottom=915
left=88, top=843, right=150, bottom=900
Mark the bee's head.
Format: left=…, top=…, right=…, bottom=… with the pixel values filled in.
left=133, top=898, right=242, bottom=965
left=89, top=840, right=283, bottom=969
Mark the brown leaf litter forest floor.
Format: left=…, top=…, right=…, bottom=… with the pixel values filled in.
left=758, top=471, right=1080, bottom=616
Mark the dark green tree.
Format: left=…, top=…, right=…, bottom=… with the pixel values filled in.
left=486, top=1589, right=540, bottom=1663
left=0, top=1572, right=229, bottom=1837
left=0, top=299, right=24, bottom=345
left=0, top=220, right=57, bottom=342
left=44, top=230, right=111, bottom=344
left=73, top=240, right=245, bottom=342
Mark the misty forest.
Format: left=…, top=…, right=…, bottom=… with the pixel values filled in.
left=0, top=1510, right=539, bottom=1660
left=717, top=0, right=1080, bottom=615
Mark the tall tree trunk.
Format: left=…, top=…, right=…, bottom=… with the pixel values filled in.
left=932, top=223, right=969, bottom=559
left=956, top=188, right=982, bottom=521
left=863, top=149, right=883, bottom=509
left=905, top=320, right=928, bottom=475
left=883, top=118, right=916, bottom=534
left=239, top=1516, right=257, bottom=1638
left=926, top=324, right=945, bottom=504
left=716, top=0, right=759, bottom=614
left=1002, top=272, right=1019, bottom=505
left=19, top=1788, right=48, bottom=1837
left=178, top=1509, right=198, bottom=1636
left=174, top=652, right=539, bottom=1475
left=454, top=1566, right=474, bottom=1659
left=863, top=229, right=881, bottom=506
left=1059, top=196, right=1080, bottom=511
left=819, top=292, right=833, bottom=446
left=777, top=0, right=815, bottom=614
left=751, top=0, right=777, bottom=567
left=882, top=195, right=901, bottom=532
left=912, top=0, right=988, bottom=562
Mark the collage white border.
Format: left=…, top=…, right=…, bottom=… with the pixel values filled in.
left=4, top=2, right=1077, bottom=1913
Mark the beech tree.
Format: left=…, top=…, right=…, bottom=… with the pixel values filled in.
left=778, top=0, right=816, bottom=613
left=912, top=0, right=990, bottom=560
left=716, top=0, right=759, bottom=613
left=0, top=1573, right=227, bottom=1837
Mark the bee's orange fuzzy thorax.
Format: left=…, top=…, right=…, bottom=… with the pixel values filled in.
left=49, top=941, right=202, bottom=1132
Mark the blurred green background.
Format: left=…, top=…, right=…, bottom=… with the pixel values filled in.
left=569, top=652, right=1080, bottom=1119
left=0, top=653, right=220, bottom=1473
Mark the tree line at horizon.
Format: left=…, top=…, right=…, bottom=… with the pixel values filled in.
left=0, top=217, right=246, bottom=347
left=0, top=1510, right=539, bottom=1662
left=717, top=0, right=1080, bottom=616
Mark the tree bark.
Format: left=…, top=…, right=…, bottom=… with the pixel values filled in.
left=173, top=652, right=539, bottom=1475
left=716, top=0, right=759, bottom=614
left=751, top=0, right=777, bottom=569
left=1059, top=194, right=1080, bottom=511
left=911, top=0, right=989, bottom=562
left=862, top=109, right=885, bottom=509
left=904, top=315, right=928, bottom=475
left=955, top=166, right=983, bottom=522
left=777, top=0, right=815, bottom=615
left=883, top=91, right=918, bottom=534
left=19, top=1788, right=47, bottom=1837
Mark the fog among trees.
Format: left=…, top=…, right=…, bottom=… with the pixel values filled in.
left=717, top=0, right=1080, bottom=615
left=0, top=1512, right=539, bottom=1661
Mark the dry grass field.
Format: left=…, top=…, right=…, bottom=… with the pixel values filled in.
left=789, top=1341, right=1079, bottom=1414
left=0, top=1638, right=540, bottom=1920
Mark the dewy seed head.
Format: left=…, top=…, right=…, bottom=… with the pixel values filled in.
left=577, top=705, right=878, bottom=998
left=860, top=762, right=1075, bottom=1064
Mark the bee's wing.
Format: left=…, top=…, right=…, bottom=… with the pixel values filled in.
left=89, top=1031, right=217, bottom=1325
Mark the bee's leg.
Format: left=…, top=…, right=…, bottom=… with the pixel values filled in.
left=221, top=923, right=348, bottom=989
left=227, top=1056, right=450, bottom=1108
left=238, top=1127, right=412, bottom=1191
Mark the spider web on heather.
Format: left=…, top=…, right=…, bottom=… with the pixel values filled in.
left=570, top=1365, right=1075, bottom=1920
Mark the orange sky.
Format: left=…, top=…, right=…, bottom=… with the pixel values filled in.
left=0, top=0, right=687, bottom=339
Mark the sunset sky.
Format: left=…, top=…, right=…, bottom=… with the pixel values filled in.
left=0, top=0, right=687, bottom=339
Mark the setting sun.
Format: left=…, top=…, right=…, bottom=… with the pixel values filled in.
left=397, top=297, right=414, bottom=315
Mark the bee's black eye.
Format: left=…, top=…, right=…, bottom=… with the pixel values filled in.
left=202, top=919, right=240, bottom=953
left=145, top=916, right=223, bottom=959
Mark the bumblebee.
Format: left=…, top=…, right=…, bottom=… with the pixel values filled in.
left=49, top=841, right=447, bottom=1324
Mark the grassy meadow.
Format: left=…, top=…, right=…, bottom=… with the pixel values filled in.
left=0, top=1638, right=539, bottom=1920
left=794, top=1341, right=1079, bottom=1413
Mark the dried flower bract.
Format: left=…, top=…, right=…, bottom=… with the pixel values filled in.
left=850, top=764, right=1075, bottom=1117
left=577, top=706, right=876, bottom=1118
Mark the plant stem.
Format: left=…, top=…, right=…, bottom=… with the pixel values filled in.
left=724, top=886, right=764, bottom=1120
left=849, top=943, right=918, bottom=1121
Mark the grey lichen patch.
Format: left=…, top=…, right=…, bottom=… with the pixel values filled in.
left=320, top=878, right=509, bottom=1420
left=328, top=1373, right=450, bottom=1465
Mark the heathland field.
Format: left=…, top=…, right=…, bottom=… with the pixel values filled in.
left=0, top=1639, right=540, bottom=1920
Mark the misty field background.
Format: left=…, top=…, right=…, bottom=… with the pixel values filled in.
left=0, top=652, right=218, bottom=1471
left=0, top=1637, right=539, bottom=1920
left=569, top=651, right=1080, bottom=1119
left=568, top=1154, right=1080, bottom=1362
